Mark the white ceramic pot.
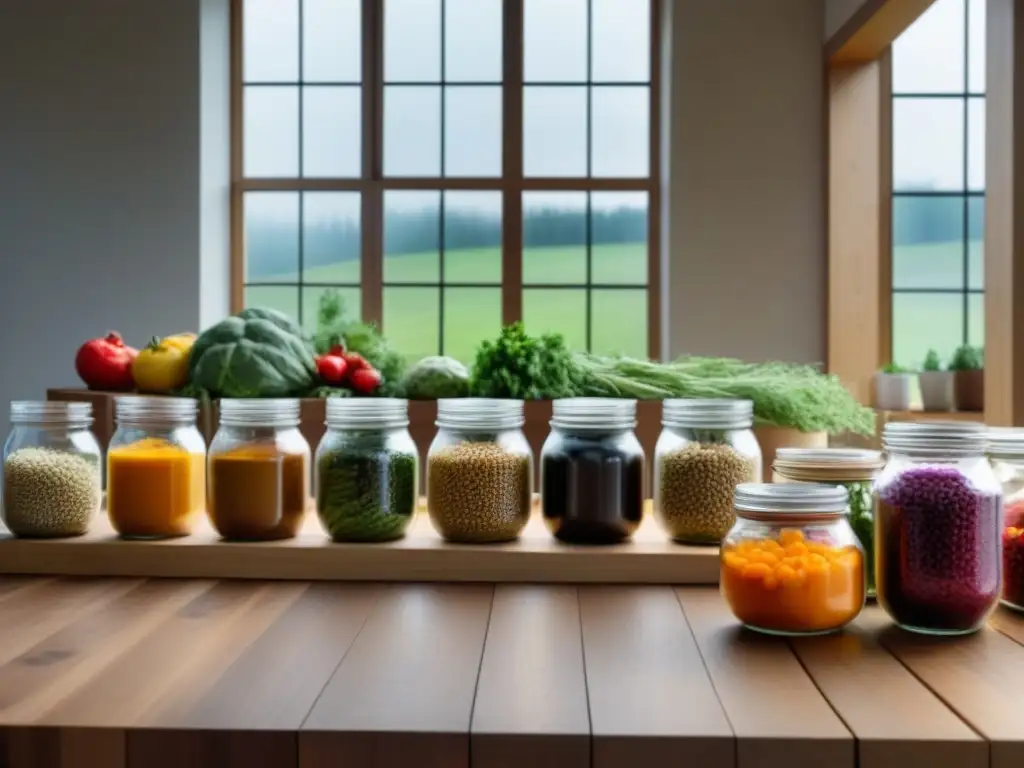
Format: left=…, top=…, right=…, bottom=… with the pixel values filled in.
left=875, top=373, right=912, bottom=411
left=918, top=371, right=955, bottom=412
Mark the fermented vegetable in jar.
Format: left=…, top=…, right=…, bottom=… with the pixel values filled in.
left=541, top=399, right=644, bottom=545
left=772, top=448, right=883, bottom=596
left=875, top=422, right=1001, bottom=635
left=2, top=401, right=102, bottom=538
left=654, top=399, right=760, bottom=544
left=107, top=397, right=206, bottom=539
left=427, top=399, right=532, bottom=543
left=720, top=483, right=865, bottom=636
left=986, top=429, right=1024, bottom=611
left=316, top=398, right=418, bottom=542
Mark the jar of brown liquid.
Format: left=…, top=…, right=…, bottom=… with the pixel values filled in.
left=207, top=399, right=310, bottom=540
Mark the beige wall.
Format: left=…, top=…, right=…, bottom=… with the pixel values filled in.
left=665, top=0, right=826, bottom=364
left=825, top=0, right=869, bottom=40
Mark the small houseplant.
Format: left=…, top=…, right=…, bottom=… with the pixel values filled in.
left=949, top=344, right=984, bottom=412
left=918, top=348, right=954, bottom=412
left=875, top=362, right=913, bottom=411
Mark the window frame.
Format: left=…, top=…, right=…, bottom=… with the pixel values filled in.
left=229, top=0, right=663, bottom=359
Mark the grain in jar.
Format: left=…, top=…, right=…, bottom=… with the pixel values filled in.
left=654, top=399, right=761, bottom=544
left=427, top=399, right=532, bottom=543
left=2, top=401, right=102, bottom=537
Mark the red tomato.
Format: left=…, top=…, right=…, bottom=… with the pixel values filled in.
left=316, top=354, right=348, bottom=386
left=349, top=367, right=382, bottom=394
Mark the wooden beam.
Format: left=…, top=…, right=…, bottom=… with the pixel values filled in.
left=827, top=0, right=938, bottom=66
left=984, top=0, right=1024, bottom=425
left=827, top=53, right=892, bottom=407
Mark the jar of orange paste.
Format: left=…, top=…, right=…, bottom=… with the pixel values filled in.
left=107, top=397, right=206, bottom=538
left=720, top=483, right=865, bottom=636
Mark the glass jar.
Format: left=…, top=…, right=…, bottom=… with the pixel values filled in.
left=875, top=421, right=1002, bottom=635
left=208, top=399, right=310, bottom=541
left=986, top=429, right=1024, bottom=611
left=107, top=397, right=206, bottom=539
left=541, top=398, right=644, bottom=544
left=773, top=448, right=884, bottom=597
left=427, top=399, right=532, bottom=543
left=316, top=398, right=418, bottom=543
left=654, top=398, right=761, bottom=544
left=721, top=483, right=865, bottom=636
left=2, top=401, right=102, bottom=538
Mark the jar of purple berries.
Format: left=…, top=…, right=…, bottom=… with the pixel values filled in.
left=875, top=421, right=1002, bottom=636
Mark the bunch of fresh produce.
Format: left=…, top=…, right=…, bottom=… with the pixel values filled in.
left=315, top=344, right=382, bottom=395
left=402, top=356, right=470, bottom=399
left=469, top=323, right=583, bottom=400
left=75, top=332, right=138, bottom=391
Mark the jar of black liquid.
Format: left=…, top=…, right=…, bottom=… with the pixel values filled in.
left=541, top=398, right=645, bottom=544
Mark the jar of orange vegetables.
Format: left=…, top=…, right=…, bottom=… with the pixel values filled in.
left=107, top=397, right=206, bottom=538
left=720, top=483, right=866, bottom=636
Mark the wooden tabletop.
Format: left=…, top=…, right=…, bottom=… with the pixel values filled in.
left=0, top=579, right=1019, bottom=768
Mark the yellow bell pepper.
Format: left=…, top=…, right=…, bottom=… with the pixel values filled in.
left=131, top=333, right=195, bottom=393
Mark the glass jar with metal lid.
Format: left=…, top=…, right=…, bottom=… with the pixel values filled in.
left=875, top=421, right=1001, bottom=635
left=986, top=429, right=1024, bottom=611
left=208, top=399, right=310, bottom=541
left=316, top=398, right=418, bottom=543
left=541, top=398, right=645, bottom=545
left=773, top=448, right=884, bottom=596
left=720, top=483, right=865, bottom=636
left=2, top=401, right=102, bottom=538
left=107, top=397, right=206, bottom=539
left=427, top=399, right=532, bottom=543
left=653, top=398, right=761, bottom=544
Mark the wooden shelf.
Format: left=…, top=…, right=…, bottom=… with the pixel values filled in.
left=0, top=501, right=720, bottom=585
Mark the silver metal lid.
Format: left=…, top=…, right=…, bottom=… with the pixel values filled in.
left=882, top=421, right=987, bottom=456
left=116, top=396, right=198, bottom=426
left=550, top=398, right=636, bottom=431
left=662, top=398, right=753, bottom=430
left=326, top=397, right=408, bottom=430
left=987, top=428, right=1024, bottom=457
left=734, top=482, right=849, bottom=517
left=219, top=398, right=300, bottom=428
left=436, top=398, right=524, bottom=431
left=10, top=400, right=93, bottom=428
left=774, top=447, right=883, bottom=467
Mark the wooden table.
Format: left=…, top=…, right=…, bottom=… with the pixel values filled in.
left=0, top=578, right=1019, bottom=768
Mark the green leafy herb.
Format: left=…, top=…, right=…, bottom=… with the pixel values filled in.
left=844, top=480, right=875, bottom=593
left=949, top=344, right=983, bottom=371
left=469, top=323, right=584, bottom=399
left=921, top=349, right=943, bottom=372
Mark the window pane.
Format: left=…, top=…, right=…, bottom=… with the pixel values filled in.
left=968, top=0, right=985, bottom=93
left=303, top=192, right=361, bottom=282
left=968, top=97, right=985, bottom=191
left=444, top=87, right=502, bottom=177
left=591, top=0, right=649, bottom=82
left=523, top=192, right=587, bottom=285
left=385, top=0, right=441, bottom=82
left=892, top=196, right=964, bottom=290
left=524, top=0, right=587, bottom=82
left=893, top=98, right=964, bottom=191
left=523, top=289, right=587, bottom=351
left=892, top=292, right=965, bottom=369
left=302, top=286, right=361, bottom=334
left=892, top=0, right=965, bottom=94
left=303, top=0, right=361, bottom=82
left=591, top=87, right=649, bottom=177
left=591, top=289, right=646, bottom=357
left=244, top=86, right=299, bottom=177
left=384, top=87, right=441, bottom=176
left=384, top=191, right=440, bottom=283
left=524, top=87, right=587, bottom=177
left=244, top=0, right=298, bottom=82
left=245, top=285, right=300, bottom=323
left=443, top=191, right=501, bottom=284
left=245, top=192, right=299, bottom=282
left=302, top=86, right=361, bottom=177
left=968, top=196, right=984, bottom=289
left=444, top=288, right=501, bottom=364
left=591, top=192, right=647, bottom=284
left=445, top=0, right=502, bottom=82
left=968, top=292, right=984, bottom=348
left=385, top=287, right=440, bottom=361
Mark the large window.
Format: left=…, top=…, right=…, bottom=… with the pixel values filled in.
left=891, top=0, right=985, bottom=368
left=234, top=0, right=660, bottom=363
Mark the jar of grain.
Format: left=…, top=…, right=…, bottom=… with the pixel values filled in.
left=427, top=399, right=532, bottom=543
left=653, top=398, right=761, bottom=545
left=987, top=429, right=1024, bottom=612
left=208, top=399, right=310, bottom=541
left=107, top=397, right=206, bottom=539
left=316, top=398, right=418, bottom=543
left=2, top=401, right=102, bottom=538
left=541, top=398, right=644, bottom=545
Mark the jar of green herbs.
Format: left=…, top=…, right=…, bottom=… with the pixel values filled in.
left=772, top=448, right=884, bottom=596
left=315, top=398, right=418, bottom=542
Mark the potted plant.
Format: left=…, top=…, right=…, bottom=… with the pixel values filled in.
left=918, top=348, right=954, bottom=412
left=950, top=344, right=984, bottom=412
left=875, top=362, right=912, bottom=411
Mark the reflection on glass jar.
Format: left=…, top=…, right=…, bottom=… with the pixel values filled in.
left=987, top=429, right=1024, bottom=612
left=720, top=483, right=865, bottom=636
left=875, top=422, right=1001, bottom=635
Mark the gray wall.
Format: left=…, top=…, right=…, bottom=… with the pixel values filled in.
left=825, top=0, right=869, bottom=40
